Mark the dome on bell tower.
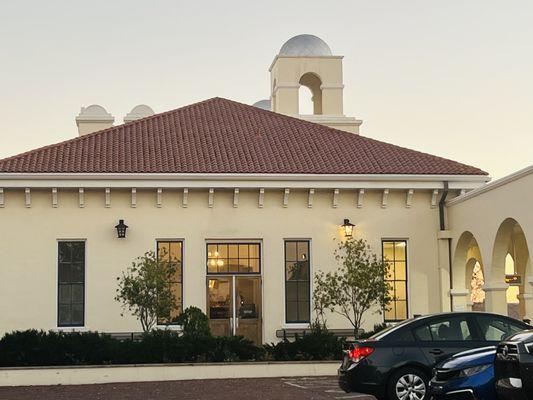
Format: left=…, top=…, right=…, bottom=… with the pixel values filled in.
left=279, top=34, right=332, bottom=57
left=252, top=99, right=271, bottom=111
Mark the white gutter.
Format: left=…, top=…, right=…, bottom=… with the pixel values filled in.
left=0, top=173, right=489, bottom=190
left=447, top=164, right=532, bottom=206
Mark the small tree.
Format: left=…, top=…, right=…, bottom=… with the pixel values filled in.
left=312, top=272, right=331, bottom=330
left=115, top=250, right=177, bottom=332
left=314, top=238, right=392, bottom=336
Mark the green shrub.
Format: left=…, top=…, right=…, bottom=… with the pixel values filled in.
left=175, top=306, right=211, bottom=338
left=0, top=330, right=122, bottom=367
left=0, top=311, right=353, bottom=366
left=0, top=329, right=263, bottom=367
left=209, top=335, right=264, bottom=362
left=264, top=327, right=345, bottom=361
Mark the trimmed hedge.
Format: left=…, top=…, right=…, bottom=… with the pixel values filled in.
left=0, top=330, right=263, bottom=367
left=264, top=327, right=346, bottom=361
left=0, top=325, right=358, bottom=367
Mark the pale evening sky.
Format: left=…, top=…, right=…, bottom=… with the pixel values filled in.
left=0, top=0, right=532, bottom=178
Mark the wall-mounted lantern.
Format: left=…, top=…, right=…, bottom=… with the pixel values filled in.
left=115, top=219, right=128, bottom=239
left=341, top=219, right=355, bottom=238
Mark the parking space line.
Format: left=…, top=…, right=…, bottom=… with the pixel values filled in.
left=284, top=381, right=308, bottom=389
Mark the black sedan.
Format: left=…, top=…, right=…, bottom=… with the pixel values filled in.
left=338, top=312, right=529, bottom=400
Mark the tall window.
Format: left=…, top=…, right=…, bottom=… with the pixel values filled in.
left=383, top=240, right=408, bottom=322
left=285, top=240, right=310, bottom=323
left=157, top=241, right=183, bottom=325
left=58, top=241, right=85, bottom=327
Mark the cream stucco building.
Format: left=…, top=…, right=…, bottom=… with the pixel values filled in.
left=0, top=35, right=530, bottom=344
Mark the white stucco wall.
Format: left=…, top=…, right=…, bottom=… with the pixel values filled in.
left=0, top=187, right=445, bottom=342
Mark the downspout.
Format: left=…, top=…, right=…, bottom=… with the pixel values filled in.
left=438, top=182, right=453, bottom=311
left=439, top=181, right=449, bottom=231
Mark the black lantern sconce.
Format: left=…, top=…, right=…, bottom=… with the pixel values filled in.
left=115, top=219, right=128, bottom=239
left=341, top=219, right=355, bottom=238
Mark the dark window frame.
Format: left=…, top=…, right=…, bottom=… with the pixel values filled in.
left=284, top=239, right=311, bottom=324
left=57, top=240, right=86, bottom=328
left=382, top=239, right=409, bottom=322
left=156, top=240, right=184, bottom=326
left=205, top=242, right=262, bottom=275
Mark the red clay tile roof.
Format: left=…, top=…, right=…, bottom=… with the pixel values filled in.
left=0, top=97, right=487, bottom=175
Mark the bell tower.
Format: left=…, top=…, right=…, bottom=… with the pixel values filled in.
left=268, top=34, right=362, bottom=134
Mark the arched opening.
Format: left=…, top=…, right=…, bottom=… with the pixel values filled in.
left=469, top=259, right=486, bottom=311
left=298, top=72, right=323, bottom=115
left=453, top=231, right=484, bottom=311
left=506, top=253, right=520, bottom=318
left=492, top=218, right=532, bottom=320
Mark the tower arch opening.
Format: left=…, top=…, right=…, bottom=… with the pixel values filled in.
left=299, top=72, right=323, bottom=115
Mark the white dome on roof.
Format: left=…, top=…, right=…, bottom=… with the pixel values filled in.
left=78, top=104, right=112, bottom=118
left=76, top=104, right=114, bottom=122
left=279, top=34, right=332, bottom=57
left=124, top=104, right=155, bottom=123
left=252, top=99, right=271, bottom=111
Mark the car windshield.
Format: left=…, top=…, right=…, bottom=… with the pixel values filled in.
left=369, top=318, right=415, bottom=340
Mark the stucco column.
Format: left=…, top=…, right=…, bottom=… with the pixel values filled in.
left=273, top=86, right=299, bottom=115
left=437, top=231, right=452, bottom=312
left=483, top=282, right=509, bottom=316
left=450, top=288, right=471, bottom=312
left=320, top=86, right=344, bottom=115
left=520, top=277, right=533, bottom=321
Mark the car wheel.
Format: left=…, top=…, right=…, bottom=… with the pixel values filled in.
left=387, top=367, right=429, bottom=400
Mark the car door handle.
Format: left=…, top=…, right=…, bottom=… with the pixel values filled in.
left=429, top=349, right=444, bottom=355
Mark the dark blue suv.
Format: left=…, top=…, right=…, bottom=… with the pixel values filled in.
left=338, top=312, right=529, bottom=400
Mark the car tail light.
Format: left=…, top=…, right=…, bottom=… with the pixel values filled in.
left=349, top=346, right=374, bottom=363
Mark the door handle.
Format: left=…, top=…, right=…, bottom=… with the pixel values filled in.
left=429, top=349, right=444, bottom=355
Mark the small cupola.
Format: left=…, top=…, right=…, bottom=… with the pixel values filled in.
left=124, top=105, right=155, bottom=123
left=75, top=105, right=114, bottom=136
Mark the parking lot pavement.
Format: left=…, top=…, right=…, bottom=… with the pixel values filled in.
left=0, top=377, right=377, bottom=400
left=282, top=377, right=376, bottom=399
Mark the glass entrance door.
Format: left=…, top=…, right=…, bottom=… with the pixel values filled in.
left=207, top=277, right=233, bottom=337
left=235, top=276, right=262, bottom=344
left=207, top=276, right=262, bottom=344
